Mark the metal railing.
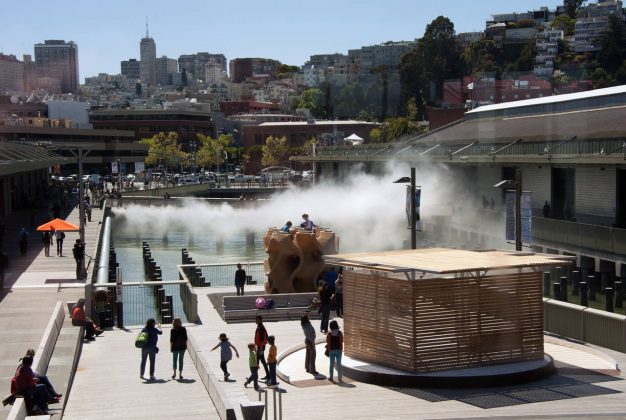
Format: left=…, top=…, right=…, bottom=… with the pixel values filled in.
left=91, top=280, right=197, bottom=327
left=544, top=298, right=626, bottom=353
left=178, top=262, right=265, bottom=288
left=533, top=216, right=626, bottom=255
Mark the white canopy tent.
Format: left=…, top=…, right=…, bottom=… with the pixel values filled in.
left=344, top=133, right=364, bottom=145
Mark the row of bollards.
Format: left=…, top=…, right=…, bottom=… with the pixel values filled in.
left=143, top=242, right=173, bottom=324
left=544, top=266, right=624, bottom=313
left=181, top=248, right=209, bottom=287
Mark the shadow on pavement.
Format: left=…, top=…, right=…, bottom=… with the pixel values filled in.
left=385, top=362, right=622, bottom=409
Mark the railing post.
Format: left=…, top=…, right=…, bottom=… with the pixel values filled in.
left=580, top=282, right=588, bottom=307
left=605, top=287, right=614, bottom=313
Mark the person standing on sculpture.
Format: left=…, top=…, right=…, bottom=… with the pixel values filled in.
left=254, top=315, right=270, bottom=380
left=301, top=315, right=318, bottom=375
left=280, top=221, right=292, bottom=233
left=300, top=213, right=315, bottom=230
left=235, top=263, right=246, bottom=296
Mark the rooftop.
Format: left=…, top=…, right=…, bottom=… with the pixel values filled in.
left=324, top=248, right=573, bottom=274
left=259, top=120, right=378, bottom=127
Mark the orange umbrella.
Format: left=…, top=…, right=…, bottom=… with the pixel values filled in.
left=36, top=218, right=80, bottom=232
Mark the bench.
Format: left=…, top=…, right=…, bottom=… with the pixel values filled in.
left=222, top=292, right=321, bottom=323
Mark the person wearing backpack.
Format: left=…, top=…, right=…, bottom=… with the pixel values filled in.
left=140, top=318, right=162, bottom=381
left=170, top=318, right=188, bottom=380
left=326, top=320, right=344, bottom=383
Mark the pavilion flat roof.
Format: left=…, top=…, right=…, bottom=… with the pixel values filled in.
left=324, top=248, right=573, bottom=274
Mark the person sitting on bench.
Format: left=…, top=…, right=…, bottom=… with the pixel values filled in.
left=23, top=349, right=62, bottom=401
left=13, top=356, right=50, bottom=415
left=71, top=298, right=102, bottom=340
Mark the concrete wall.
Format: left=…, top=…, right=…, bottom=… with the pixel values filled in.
left=576, top=166, right=616, bottom=224
left=522, top=165, right=551, bottom=210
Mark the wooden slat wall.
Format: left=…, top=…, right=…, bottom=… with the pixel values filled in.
left=343, top=271, right=544, bottom=373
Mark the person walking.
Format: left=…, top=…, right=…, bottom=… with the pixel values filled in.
left=56, top=231, right=65, bottom=256
left=42, top=231, right=52, bottom=257
left=318, top=281, right=333, bottom=333
left=243, top=343, right=260, bottom=390
left=72, top=239, right=85, bottom=280
left=334, top=275, right=344, bottom=318
left=326, top=320, right=344, bottom=383
left=140, top=318, right=162, bottom=381
left=211, top=333, right=239, bottom=381
left=267, top=335, right=278, bottom=386
left=17, top=227, right=28, bottom=257
left=254, top=315, right=270, bottom=380
left=170, top=318, right=188, bottom=380
left=235, top=263, right=246, bottom=296
left=301, top=315, right=318, bottom=375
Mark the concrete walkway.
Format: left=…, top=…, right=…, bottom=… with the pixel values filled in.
left=62, top=327, right=219, bottom=420
left=0, top=204, right=103, bottom=420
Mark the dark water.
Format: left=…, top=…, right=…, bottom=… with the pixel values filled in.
left=111, top=230, right=266, bottom=281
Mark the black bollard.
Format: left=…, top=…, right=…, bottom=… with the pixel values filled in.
left=588, top=275, right=596, bottom=301
left=580, top=282, right=588, bottom=307
left=606, top=288, right=614, bottom=312
left=553, top=283, right=561, bottom=301
left=560, top=276, right=568, bottom=302
left=543, top=272, right=551, bottom=297
left=616, top=281, right=623, bottom=308
left=572, top=270, right=580, bottom=296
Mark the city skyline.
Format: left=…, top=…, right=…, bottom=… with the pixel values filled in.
left=1, top=0, right=565, bottom=83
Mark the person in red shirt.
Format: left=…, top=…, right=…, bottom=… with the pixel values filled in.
left=254, top=315, right=270, bottom=380
left=14, top=356, right=50, bottom=414
left=71, top=298, right=102, bottom=340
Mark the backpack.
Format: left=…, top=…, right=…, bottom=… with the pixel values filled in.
left=135, top=331, right=148, bottom=348
left=265, top=299, right=275, bottom=310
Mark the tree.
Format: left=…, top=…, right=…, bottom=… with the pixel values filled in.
left=564, top=0, right=584, bottom=18
left=139, top=132, right=188, bottom=169
left=241, top=145, right=262, bottom=173
left=296, top=88, right=326, bottom=118
left=598, top=15, right=626, bottom=75
left=195, top=133, right=233, bottom=170
left=401, top=16, right=462, bottom=118
left=261, top=136, right=290, bottom=167
left=551, top=15, right=576, bottom=35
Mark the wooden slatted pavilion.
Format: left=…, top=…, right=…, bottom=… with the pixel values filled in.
left=324, top=248, right=573, bottom=374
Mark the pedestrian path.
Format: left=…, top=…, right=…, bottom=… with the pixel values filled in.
left=62, top=327, right=219, bottom=420
left=0, top=204, right=103, bottom=420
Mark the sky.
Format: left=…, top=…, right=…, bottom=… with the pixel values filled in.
left=1, top=0, right=565, bottom=82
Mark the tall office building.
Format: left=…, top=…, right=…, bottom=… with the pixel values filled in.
left=155, top=56, right=177, bottom=86
left=121, top=58, right=141, bottom=80
left=0, top=54, right=24, bottom=93
left=139, top=22, right=157, bottom=85
left=33, top=40, right=79, bottom=93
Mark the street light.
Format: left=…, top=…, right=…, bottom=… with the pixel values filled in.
left=394, top=167, right=418, bottom=249
left=494, top=168, right=522, bottom=252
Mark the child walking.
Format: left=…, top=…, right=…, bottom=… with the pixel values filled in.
left=211, top=333, right=239, bottom=381
left=244, top=343, right=260, bottom=390
left=267, top=335, right=278, bottom=386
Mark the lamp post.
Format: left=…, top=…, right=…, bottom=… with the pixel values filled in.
left=494, top=168, right=522, bottom=251
left=394, top=167, right=417, bottom=249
